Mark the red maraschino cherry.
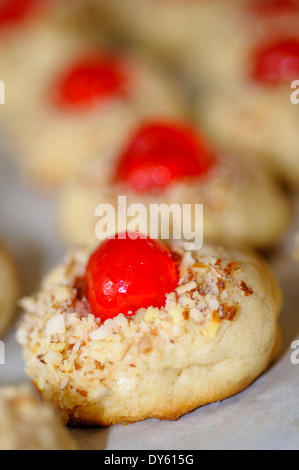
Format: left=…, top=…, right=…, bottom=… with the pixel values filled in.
left=85, top=233, right=179, bottom=321
left=0, top=0, right=44, bottom=26
left=252, top=39, right=299, bottom=84
left=114, top=122, right=215, bottom=191
left=54, top=54, right=130, bottom=110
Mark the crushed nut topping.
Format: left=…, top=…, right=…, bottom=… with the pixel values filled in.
left=217, top=278, right=226, bottom=290
left=17, top=246, right=253, bottom=406
left=218, top=304, right=238, bottom=321
left=224, top=262, right=238, bottom=276
left=239, top=281, right=254, bottom=297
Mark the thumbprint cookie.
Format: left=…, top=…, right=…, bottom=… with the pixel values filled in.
left=17, top=235, right=282, bottom=426
left=196, top=0, right=299, bottom=186
left=10, top=47, right=186, bottom=188
left=58, top=121, right=290, bottom=248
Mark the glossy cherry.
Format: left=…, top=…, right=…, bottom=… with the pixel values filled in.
left=114, top=122, right=215, bottom=192
left=252, top=39, right=299, bottom=84
left=54, top=54, right=130, bottom=109
left=0, top=0, right=43, bottom=26
left=85, top=233, right=179, bottom=321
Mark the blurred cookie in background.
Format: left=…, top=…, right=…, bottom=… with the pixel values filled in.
left=10, top=47, right=186, bottom=188
left=0, top=242, right=19, bottom=338
left=58, top=121, right=291, bottom=249
left=195, top=0, right=299, bottom=186
left=0, top=0, right=100, bottom=130
left=0, top=385, right=77, bottom=450
left=193, top=0, right=299, bottom=87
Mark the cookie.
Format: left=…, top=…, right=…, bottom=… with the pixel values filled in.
left=0, top=244, right=19, bottom=338
left=0, top=0, right=95, bottom=125
left=17, top=235, right=282, bottom=426
left=195, top=0, right=299, bottom=185
left=9, top=43, right=186, bottom=188
left=58, top=121, right=290, bottom=249
left=0, top=385, right=77, bottom=450
left=193, top=0, right=299, bottom=87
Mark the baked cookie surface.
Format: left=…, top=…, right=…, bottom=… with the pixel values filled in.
left=95, top=0, right=202, bottom=60
left=0, top=385, right=77, bottom=450
left=17, top=240, right=282, bottom=426
left=0, top=243, right=19, bottom=338
left=95, top=0, right=239, bottom=69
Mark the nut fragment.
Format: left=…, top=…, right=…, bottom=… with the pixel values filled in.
left=138, top=337, right=152, bottom=354
left=176, top=281, right=197, bottom=296
left=239, top=281, right=253, bottom=297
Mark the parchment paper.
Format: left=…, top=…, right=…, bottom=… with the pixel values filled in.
left=1, top=146, right=298, bottom=450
